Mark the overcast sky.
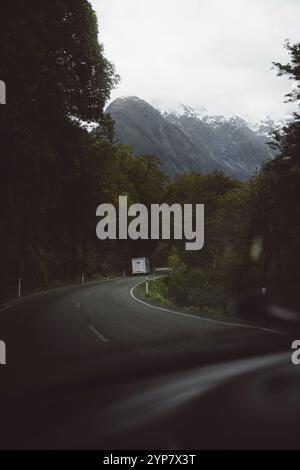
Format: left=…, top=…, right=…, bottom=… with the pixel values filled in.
left=91, top=0, right=299, bottom=121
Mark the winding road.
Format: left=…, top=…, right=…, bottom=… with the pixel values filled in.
left=0, top=276, right=294, bottom=449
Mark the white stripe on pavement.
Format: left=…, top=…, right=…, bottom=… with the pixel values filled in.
left=89, top=325, right=110, bottom=343
left=130, top=280, right=283, bottom=335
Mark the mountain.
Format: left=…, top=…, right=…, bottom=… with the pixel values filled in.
left=106, top=96, right=275, bottom=180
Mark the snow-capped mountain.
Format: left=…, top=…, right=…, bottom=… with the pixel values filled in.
left=106, top=96, right=276, bottom=180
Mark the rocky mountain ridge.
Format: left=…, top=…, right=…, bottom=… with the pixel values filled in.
left=106, top=96, right=276, bottom=179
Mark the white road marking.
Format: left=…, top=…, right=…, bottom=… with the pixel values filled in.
left=89, top=325, right=110, bottom=343
left=130, top=280, right=283, bottom=335
left=85, top=292, right=91, bottom=296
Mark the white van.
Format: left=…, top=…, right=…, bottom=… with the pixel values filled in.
left=131, top=258, right=150, bottom=274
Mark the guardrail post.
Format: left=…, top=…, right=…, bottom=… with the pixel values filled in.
left=18, top=278, right=22, bottom=298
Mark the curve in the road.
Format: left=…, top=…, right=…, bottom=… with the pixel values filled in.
left=130, top=278, right=283, bottom=335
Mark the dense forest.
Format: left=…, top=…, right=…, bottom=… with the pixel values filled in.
left=161, top=41, right=300, bottom=315
left=0, top=2, right=299, bottom=317
left=0, top=1, right=169, bottom=300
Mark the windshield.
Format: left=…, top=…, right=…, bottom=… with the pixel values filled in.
left=0, top=0, right=300, bottom=457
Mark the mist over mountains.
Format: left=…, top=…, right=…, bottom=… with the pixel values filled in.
left=106, top=96, right=276, bottom=180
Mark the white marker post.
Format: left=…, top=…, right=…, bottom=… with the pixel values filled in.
left=18, top=278, right=22, bottom=298
left=0, top=80, right=6, bottom=105
left=123, top=271, right=126, bottom=278
left=81, top=273, right=85, bottom=285
left=262, top=287, right=267, bottom=295
left=146, top=276, right=149, bottom=296
left=0, top=340, right=6, bottom=365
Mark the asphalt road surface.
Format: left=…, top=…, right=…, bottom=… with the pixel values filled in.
left=0, top=276, right=296, bottom=449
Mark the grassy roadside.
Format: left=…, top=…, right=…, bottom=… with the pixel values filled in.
left=135, top=276, right=225, bottom=317
left=136, top=277, right=176, bottom=309
left=135, top=276, right=266, bottom=326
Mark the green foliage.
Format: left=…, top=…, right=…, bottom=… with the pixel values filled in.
left=165, top=268, right=228, bottom=313
left=250, top=41, right=300, bottom=308
left=156, top=41, right=300, bottom=316
left=0, top=0, right=119, bottom=123
left=0, top=2, right=166, bottom=299
left=160, top=180, right=258, bottom=314
left=166, top=171, right=240, bottom=211
left=273, top=40, right=300, bottom=103
left=1, top=0, right=299, bottom=325
left=143, top=278, right=173, bottom=307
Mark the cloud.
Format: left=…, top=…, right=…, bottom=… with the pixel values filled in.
left=91, top=0, right=299, bottom=120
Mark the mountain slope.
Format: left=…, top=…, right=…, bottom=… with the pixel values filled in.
left=106, top=96, right=274, bottom=179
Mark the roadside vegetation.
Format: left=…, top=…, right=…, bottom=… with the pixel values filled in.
left=1, top=2, right=299, bottom=318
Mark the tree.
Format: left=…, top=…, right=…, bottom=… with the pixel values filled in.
left=0, top=2, right=120, bottom=298
left=273, top=41, right=300, bottom=104
left=252, top=41, right=300, bottom=308
left=0, top=1, right=119, bottom=124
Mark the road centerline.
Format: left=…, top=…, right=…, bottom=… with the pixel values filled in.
left=88, top=324, right=110, bottom=343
